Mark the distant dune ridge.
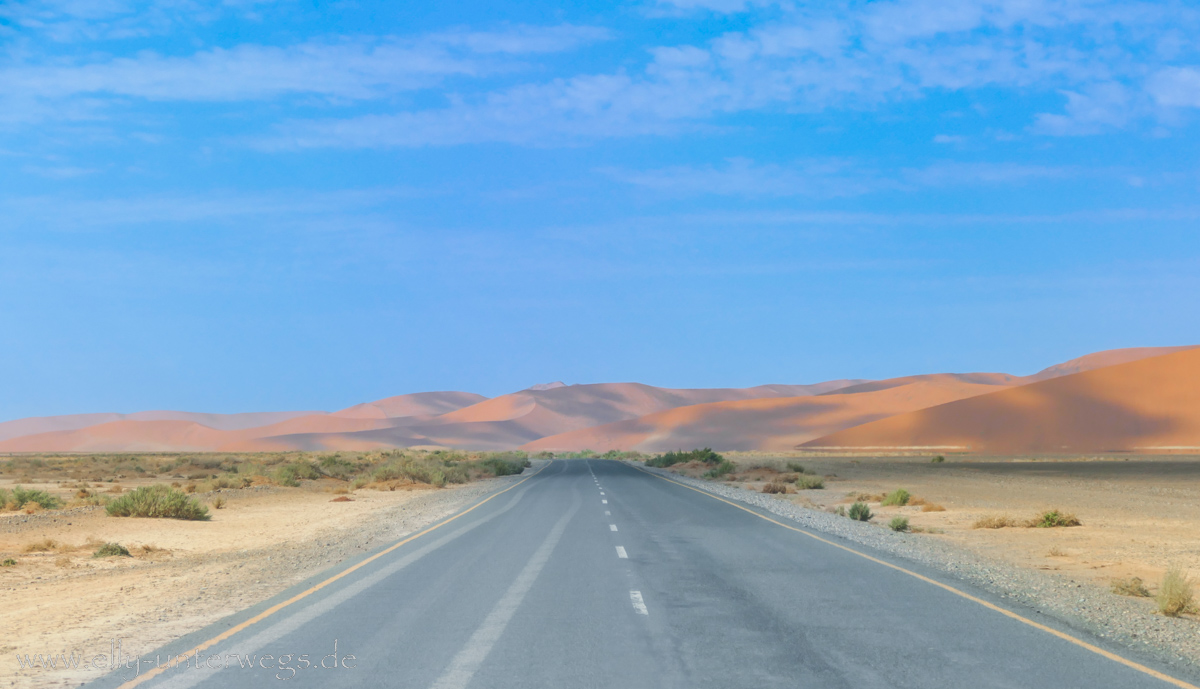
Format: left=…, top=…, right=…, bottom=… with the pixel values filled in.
left=0, top=345, right=1194, bottom=454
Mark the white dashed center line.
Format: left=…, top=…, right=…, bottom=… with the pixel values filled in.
left=602, top=500, right=607, bottom=504
left=629, top=590, right=648, bottom=615
left=615, top=546, right=628, bottom=559
left=604, top=510, right=611, bottom=516
left=609, top=524, right=618, bottom=531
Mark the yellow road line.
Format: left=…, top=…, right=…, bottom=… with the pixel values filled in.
left=116, top=464, right=547, bottom=689
left=627, top=461, right=1198, bottom=689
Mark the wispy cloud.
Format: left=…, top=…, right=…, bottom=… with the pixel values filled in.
left=603, top=158, right=1085, bottom=198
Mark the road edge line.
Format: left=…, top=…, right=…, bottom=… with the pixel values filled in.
left=114, top=462, right=550, bottom=689
left=626, top=460, right=1198, bottom=689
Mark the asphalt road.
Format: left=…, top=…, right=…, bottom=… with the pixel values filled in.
left=89, top=459, right=1198, bottom=689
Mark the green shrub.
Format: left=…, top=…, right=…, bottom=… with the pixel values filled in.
left=786, top=462, right=807, bottom=474
left=0, top=486, right=63, bottom=510
left=931, top=455, right=945, bottom=463
left=1157, top=565, right=1196, bottom=617
left=274, top=462, right=320, bottom=487
left=92, top=542, right=131, bottom=558
left=847, top=502, right=872, bottom=521
left=881, top=489, right=910, bottom=507
left=888, top=517, right=910, bottom=532
left=702, top=460, right=736, bottom=479
left=647, top=448, right=724, bottom=468
left=481, top=458, right=528, bottom=477
left=795, top=475, right=824, bottom=489
left=1031, top=510, right=1081, bottom=528
left=1, top=558, right=15, bottom=567
left=317, top=455, right=358, bottom=480
left=373, top=456, right=468, bottom=487
left=105, top=485, right=211, bottom=520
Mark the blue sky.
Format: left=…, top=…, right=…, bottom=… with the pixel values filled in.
left=2, top=0, right=1199, bottom=419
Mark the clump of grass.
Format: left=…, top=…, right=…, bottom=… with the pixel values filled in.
left=761, top=482, right=791, bottom=494
left=105, top=485, right=211, bottom=520
left=973, top=515, right=1019, bottom=529
left=847, top=502, right=872, bottom=522
left=212, top=496, right=226, bottom=509
left=372, top=455, right=468, bottom=488
left=92, top=542, right=131, bottom=558
left=795, top=475, right=824, bottom=490
left=1047, top=546, right=1068, bottom=557
left=647, top=448, right=724, bottom=468
left=921, top=503, right=946, bottom=512
left=702, top=460, right=737, bottom=479
left=888, top=516, right=910, bottom=532
left=931, top=455, right=945, bottom=463
left=786, top=462, right=807, bottom=474
left=1156, top=566, right=1196, bottom=617
left=833, top=505, right=847, bottom=517
left=0, top=486, right=63, bottom=511
left=1031, top=510, right=1081, bottom=528
left=881, top=489, right=910, bottom=507
left=23, top=538, right=59, bottom=553
left=1, top=558, right=15, bottom=567
left=1110, top=576, right=1151, bottom=597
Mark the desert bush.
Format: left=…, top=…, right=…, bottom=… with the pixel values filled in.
left=921, top=503, right=946, bottom=512
left=647, top=448, right=724, bottom=468
left=889, top=516, right=910, bottom=532
left=1, top=558, right=14, bottom=567
left=106, top=485, right=211, bottom=520
left=23, top=538, right=59, bottom=552
left=317, top=454, right=358, bottom=480
left=273, top=462, right=320, bottom=487
left=786, top=462, right=807, bottom=474
left=1157, top=566, right=1196, bottom=617
left=973, top=515, right=1018, bottom=529
left=795, top=475, right=824, bottom=489
left=0, top=486, right=63, bottom=511
left=373, top=455, right=468, bottom=487
left=212, top=497, right=226, bottom=509
left=1110, top=576, right=1151, bottom=597
left=848, top=502, right=872, bottom=521
left=480, top=458, right=529, bottom=477
left=833, top=505, right=847, bottom=517
left=761, top=482, right=791, bottom=494
left=702, top=460, right=736, bottom=479
left=931, top=455, right=945, bottom=463
left=1031, top=510, right=1081, bottom=528
left=881, top=489, right=910, bottom=507
left=92, top=542, right=131, bottom=558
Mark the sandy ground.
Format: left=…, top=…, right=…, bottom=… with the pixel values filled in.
left=712, top=454, right=1200, bottom=604
left=0, top=478, right=506, bottom=689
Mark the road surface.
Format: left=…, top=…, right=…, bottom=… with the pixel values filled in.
left=88, top=459, right=1198, bottom=689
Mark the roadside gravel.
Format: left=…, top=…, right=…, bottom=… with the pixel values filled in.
left=634, top=462, right=1200, bottom=677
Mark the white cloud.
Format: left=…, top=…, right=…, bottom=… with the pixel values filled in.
left=1147, top=67, right=1200, bottom=108
left=602, top=158, right=1082, bottom=198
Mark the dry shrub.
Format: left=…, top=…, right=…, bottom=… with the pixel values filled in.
left=106, top=485, right=123, bottom=494
left=55, top=556, right=72, bottom=568
left=761, top=482, right=792, bottom=494
left=212, top=497, right=226, bottom=509
left=908, top=496, right=926, bottom=506
left=23, top=538, right=59, bottom=552
left=973, top=515, right=1019, bottom=529
left=1110, top=576, right=1151, bottom=597
left=1047, top=546, right=1068, bottom=557
left=921, top=503, right=946, bottom=512
left=330, top=496, right=354, bottom=502
left=1030, top=510, right=1081, bottom=528
left=184, top=483, right=197, bottom=493
left=1157, top=566, right=1196, bottom=617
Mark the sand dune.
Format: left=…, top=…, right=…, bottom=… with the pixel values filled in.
left=2, top=345, right=1194, bottom=453
left=331, top=392, right=488, bottom=419
left=804, top=347, right=1200, bottom=453
left=522, top=377, right=1006, bottom=453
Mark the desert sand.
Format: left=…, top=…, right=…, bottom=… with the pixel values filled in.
left=806, top=347, right=1200, bottom=453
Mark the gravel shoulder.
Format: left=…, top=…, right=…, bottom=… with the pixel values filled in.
left=632, top=460, right=1200, bottom=679
left=1, top=463, right=544, bottom=689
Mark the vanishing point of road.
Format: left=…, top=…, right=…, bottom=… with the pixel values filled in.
left=88, top=460, right=1200, bottom=689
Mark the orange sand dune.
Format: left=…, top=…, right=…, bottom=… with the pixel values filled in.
left=522, top=377, right=1006, bottom=453
left=331, top=392, right=488, bottom=419
left=805, top=347, right=1200, bottom=453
